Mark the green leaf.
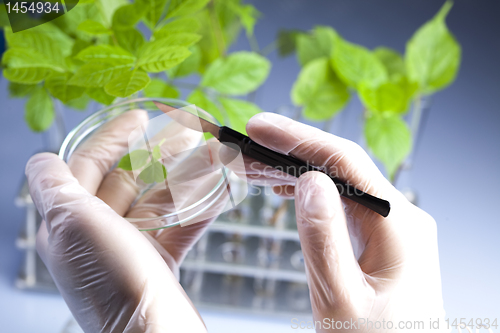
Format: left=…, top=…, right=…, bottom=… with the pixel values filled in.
left=139, top=161, right=167, bottom=184
left=166, top=0, right=210, bottom=19
left=87, top=87, right=116, bottom=105
left=359, top=81, right=407, bottom=114
left=4, top=25, right=73, bottom=65
left=152, top=32, right=201, bottom=47
left=364, top=112, right=411, bottom=181
left=2, top=48, right=65, bottom=72
left=137, top=0, right=168, bottom=28
left=45, top=73, right=86, bottom=103
left=374, top=47, right=406, bottom=82
left=195, top=5, right=241, bottom=70
left=226, top=1, right=260, bottom=36
left=104, top=69, right=150, bottom=97
left=3, top=68, right=51, bottom=84
left=112, top=3, right=147, bottom=30
left=152, top=139, right=166, bottom=160
left=276, top=29, right=301, bottom=57
left=67, top=94, right=91, bottom=110
left=144, top=79, right=180, bottom=99
left=52, top=2, right=105, bottom=40
left=25, top=87, right=54, bottom=132
left=201, top=51, right=270, bottom=95
left=8, top=82, right=37, bottom=98
left=93, top=0, right=128, bottom=25
left=152, top=144, right=162, bottom=160
left=71, top=39, right=93, bottom=58
left=331, top=35, right=387, bottom=87
left=137, top=43, right=191, bottom=73
left=77, top=20, right=111, bottom=35
left=156, top=17, right=201, bottom=35
left=69, top=61, right=132, bottom=87
left=219, top=97, right=262, bottom=135
left=118, top=149, right=150, bottom=170
left=291, top=57, right=350, bottom=121
left=296, top=26, right=336, bottom=66
left=115, top=28, right=145, bottom=55
left=75, top=45, right=136, bottom=63
left=187, top=89, right=224, bottom=124
left=405, top=0, right=461, bottom=93
left=167, top=45, right=201, bottom=78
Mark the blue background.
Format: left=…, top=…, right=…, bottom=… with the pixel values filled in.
left=1, top=0, right=499, bottom=332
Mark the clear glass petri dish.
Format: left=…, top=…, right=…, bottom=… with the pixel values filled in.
left=59, top=97, right=231, bottom=231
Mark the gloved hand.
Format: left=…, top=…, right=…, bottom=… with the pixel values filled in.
left=243, top=113, right=446, bottom=332
left=27, top=110, right=226, bottom=333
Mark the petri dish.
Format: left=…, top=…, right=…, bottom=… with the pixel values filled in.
left=59, top=97, right=246, bottom=231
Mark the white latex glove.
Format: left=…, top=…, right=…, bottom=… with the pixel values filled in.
left=242, top=113, right=446, bottom=332
left=27, top=110, right=226, bottom=333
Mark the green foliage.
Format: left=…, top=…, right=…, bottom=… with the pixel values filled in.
left=69, top=61, right=132, bottom=87
left=201, top=51, right=270, bottom=95
left=67, top=94, right=91, bottom=110
left=374, top=47, right=406, bottom=82
left=136, top=0, right=168, bottom=28
left=187, top=90, right=224, bottom=124
left=139, top=161, right=167, bottom=184
left=45, top=73, right=86, bottom=103
left=144, top=79, right=180, bottom=99
left=104, top=69, right=151, bottom=97
left=114, top=28, right=145, bottom=55
left=219, top=97, right=262, bottom=134
left=3, top=0, right=460, bottom=185
left=75, top=45, right=136, bottom=63
left=87, top=87, right=116, bottom=105
left=118, top=149, right=150, bottom=170
left=167, top=0, right=211, bottom=19
left=288, top=1, right=461, bottom=181
left=358, top=81, right=407, bottom=115
left=77, top=20, right=110, bottom=35
left=25, top=87, right=54, bottom=132
left=168, top=45, right=202, bottom=78
left=137, top=42, right=192, bottom=72
left=112, top=4, right=147, bottom=30
left=296, top=26, right=336, bottom=66
left=118, top=140, right=168, bottom=184
left=226, top=1, right=260, bottom=36
left=3, top=0, right=266, bottom=135
left=406, top=1, right=461, bottom=93
left=195, top=1, right=242, bottom=70
left=291, top=57, right=349, bottom=121
left=8, top=83, right=37, bottom=98
left=364, top=112, right=412, bottom=181
left=276, top=29, right=301, bottom=57
left=331, top=33, right=387, bottom=88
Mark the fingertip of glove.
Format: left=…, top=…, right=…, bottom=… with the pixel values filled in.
left=246, top=112, right=284, bottom=133
left=295, top=171, right=341, bottom=221
left=25, top=153, right=59, bottom=176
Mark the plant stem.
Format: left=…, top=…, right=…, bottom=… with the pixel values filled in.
left=410, top=94, right=423, bottom=141
left=209, top=1, right=226, bottom=58
left=393, top=94, right=427, bottom=184
left=260, top=41, right=277, bottom=57
left=171, top=81, right=201, bottom=90
left=292, top=106, right=302, bottom=121
left=322, top=117, right=333, bottom=132
left=248, top=33, right=260, bottom=53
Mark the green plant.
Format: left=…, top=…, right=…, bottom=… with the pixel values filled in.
left=1, top=0, right=461, bottom=183
left=284, top=1, right=461, bottom=181
left=1, top=0, right=267, bottom=134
